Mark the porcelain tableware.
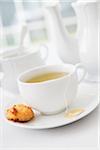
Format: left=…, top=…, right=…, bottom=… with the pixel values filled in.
left=0, top=44, right=48, bottom=93
left=18, top=63, right=86, bottom=115
left=44, top=0, right=100, bottom=82
left=3, top=82, right=99, bottom=129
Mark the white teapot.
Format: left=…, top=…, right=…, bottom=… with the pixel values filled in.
left=44, top=0, right=100, bottom=82
left=0, top=45, right=48, bottom=93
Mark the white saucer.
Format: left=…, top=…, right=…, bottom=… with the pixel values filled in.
left=3, top=82, right=99, bottom=129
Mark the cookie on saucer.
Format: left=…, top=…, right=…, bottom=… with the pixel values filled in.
left=6, top=104, right=35, bottom=122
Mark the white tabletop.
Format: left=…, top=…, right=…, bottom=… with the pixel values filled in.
left=0, top=43, right=99, bottom=150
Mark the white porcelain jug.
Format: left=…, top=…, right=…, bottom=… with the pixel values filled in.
left=44, top=0, right=100, bottom=82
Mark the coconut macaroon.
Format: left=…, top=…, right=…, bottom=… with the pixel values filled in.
left=6, top=104, right=35, bottom=122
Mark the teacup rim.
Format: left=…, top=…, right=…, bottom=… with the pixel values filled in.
left=18, top=64, right=75, bottom=85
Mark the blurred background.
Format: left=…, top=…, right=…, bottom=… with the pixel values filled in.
left=0, top=0, right=76, bottom=50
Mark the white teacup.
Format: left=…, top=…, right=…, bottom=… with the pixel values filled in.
left=18, top=64, right=86, bottom=115
left=0, top=44, right=48, bottom=93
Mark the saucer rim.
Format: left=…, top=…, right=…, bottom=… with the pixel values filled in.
left=4, top=98, right=99, bottom=129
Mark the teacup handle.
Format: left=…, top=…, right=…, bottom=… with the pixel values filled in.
left=74, top=63, right=87, bottom=84
left=39, top=44, right=48, bottom=61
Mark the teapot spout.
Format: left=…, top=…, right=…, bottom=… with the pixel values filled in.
left=43, top=4, right=80, bottom=64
